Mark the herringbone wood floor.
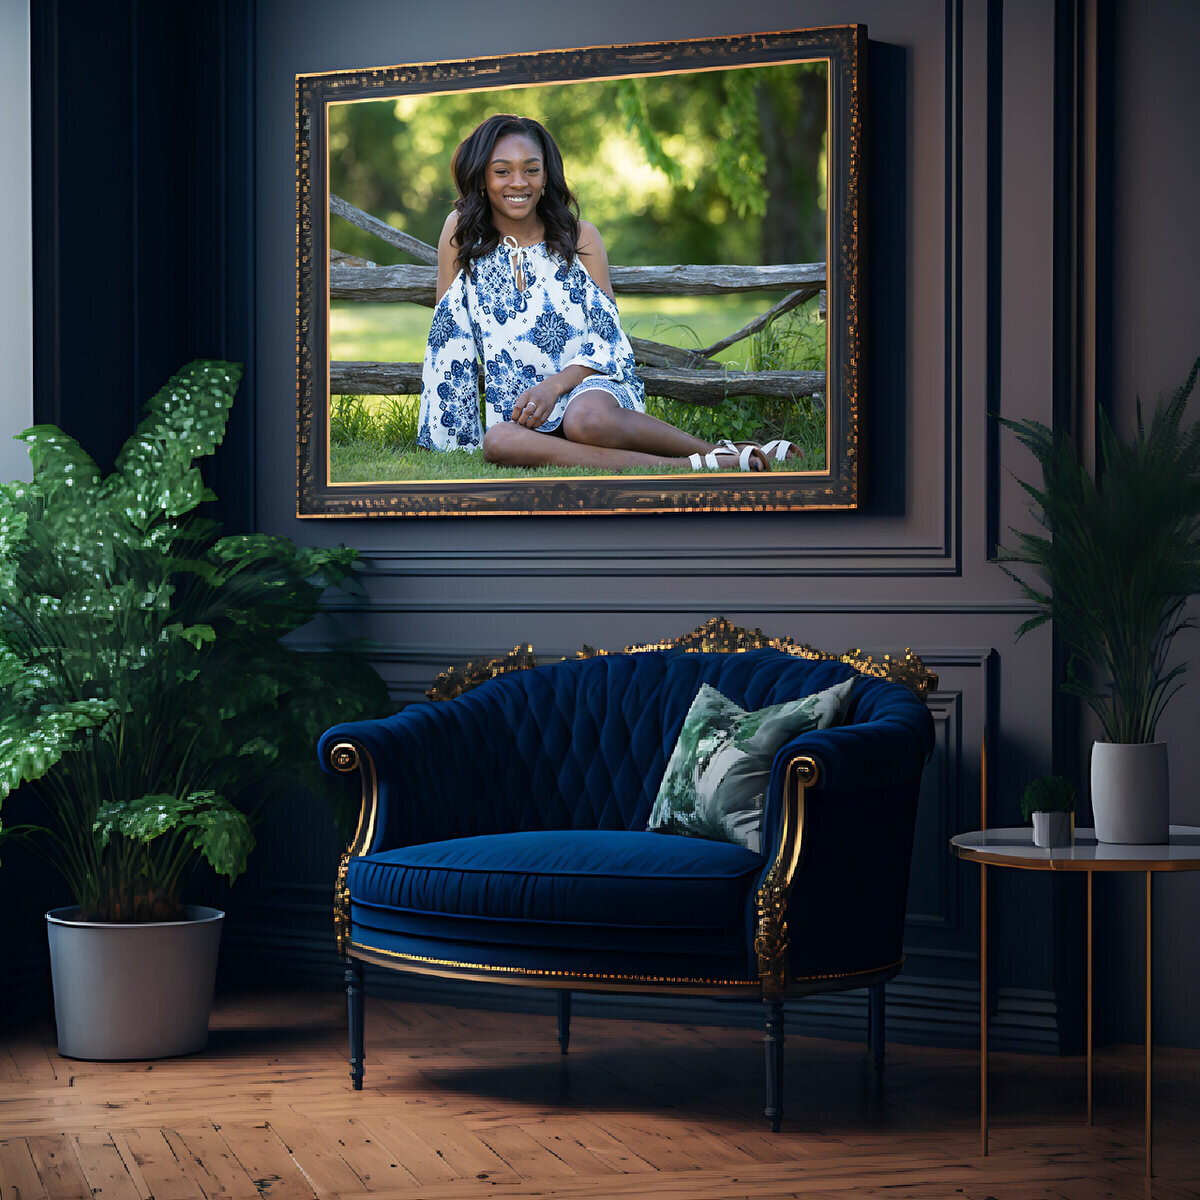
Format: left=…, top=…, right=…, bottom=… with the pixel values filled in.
left=1, top=988, right=1197, bottom=1199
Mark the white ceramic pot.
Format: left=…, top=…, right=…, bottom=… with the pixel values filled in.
left=45, top=905, right=223, bottom=1060
left=1032, top=811, right=1073, bottom=848
left=1090, top=741, right=1169, bottom=845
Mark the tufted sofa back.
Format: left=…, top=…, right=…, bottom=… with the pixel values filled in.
left=349, top=649, right=865, bottom=846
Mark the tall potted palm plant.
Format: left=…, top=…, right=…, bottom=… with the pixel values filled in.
left=997, top=357, right=1200, bottom=843
left=0, top=361, right=390, bottom=1058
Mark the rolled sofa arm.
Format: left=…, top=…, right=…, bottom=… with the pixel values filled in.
left=318, top=701, right=519, bottom=853
left=319, top=652, right=636, bottom=850
left=759, top=691, right=933, bottom=856
left=774, top=679, right=935, bottom=792
left=754, top=684, right=935, bottom=991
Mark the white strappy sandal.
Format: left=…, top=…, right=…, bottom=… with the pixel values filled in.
left=715, top=438, right=802, bottom=465
left=688, top=443, right=769, bottom=472
left=759, top=439, right=802, bottom=463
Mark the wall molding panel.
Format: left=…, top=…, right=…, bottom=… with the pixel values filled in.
left=350, top=545, right=960, bottom=578
left=329, top=597, right=1042, bottom=617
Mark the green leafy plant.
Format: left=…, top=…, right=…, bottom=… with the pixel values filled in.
left=1020, top=775, right=1077, bottom=822
left=996, top=357, right=1200, bottom=744
left=0, top=361, right=391, bottom=922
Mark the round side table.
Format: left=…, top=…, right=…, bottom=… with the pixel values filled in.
left=949, top=825, right=1200, bottom=1178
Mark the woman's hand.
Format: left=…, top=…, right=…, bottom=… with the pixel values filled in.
left=511, top=378, right=562, bottom=428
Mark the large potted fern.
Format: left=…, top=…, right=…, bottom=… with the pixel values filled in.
left=998, top=357, right=1200, bottom=843
left=0, top=361, right=390, bottom=1058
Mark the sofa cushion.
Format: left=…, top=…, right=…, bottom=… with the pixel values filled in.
left=647, top=676, right=857, bottom=852
left=346, top=829, right=765, bottom=981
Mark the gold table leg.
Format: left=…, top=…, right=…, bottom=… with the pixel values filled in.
left=1145, top=870, right=1153, bottom=1179
left=1086, top=871, right=1093, bottom=1126
left=980, top=861, right=988, bottom=1157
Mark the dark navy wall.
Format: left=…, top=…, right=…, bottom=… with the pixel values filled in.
left=29, top=0, right=256, bottom=524
left=5, top=0, right=260, bottom=1013
left=17, top=0, right=1200, bottom=1051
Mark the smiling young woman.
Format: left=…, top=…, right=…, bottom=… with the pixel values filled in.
left=418, top=114, right=778, bottom=473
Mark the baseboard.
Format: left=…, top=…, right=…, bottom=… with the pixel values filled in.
left=219, top=924, right=1061, bottom=1054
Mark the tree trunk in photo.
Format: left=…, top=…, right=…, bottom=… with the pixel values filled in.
left=757, top=73, right=827, bottom=267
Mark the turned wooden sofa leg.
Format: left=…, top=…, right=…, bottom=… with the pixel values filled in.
left=868, top=981, right=885, bottom=1077
left=763, top=999, right=785, bottom=1132
left=346, top=958, right=365, bottom=1090
left=557, top=990, right=572, bottom=1055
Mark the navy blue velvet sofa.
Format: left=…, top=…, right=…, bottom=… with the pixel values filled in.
left=318, top=624, right=936, bottom=1129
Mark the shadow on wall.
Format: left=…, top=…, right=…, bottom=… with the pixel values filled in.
left=865, top=41, right=909, bottom=517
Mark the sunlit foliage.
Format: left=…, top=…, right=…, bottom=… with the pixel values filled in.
left=327, top=62, right=827, bottom=268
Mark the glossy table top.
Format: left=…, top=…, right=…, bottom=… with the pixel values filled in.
left=949, top=827, right=1200, bottom=871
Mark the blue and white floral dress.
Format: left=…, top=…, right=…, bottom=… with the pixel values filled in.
left=417, top=238, right=645, bottom=451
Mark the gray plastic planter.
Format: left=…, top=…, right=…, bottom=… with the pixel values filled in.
left=1032, top=811, right=1073, bottom=848
left=45, top=905, right=223, bottom=1060
left=1091, top=741, right=1170, bottom=845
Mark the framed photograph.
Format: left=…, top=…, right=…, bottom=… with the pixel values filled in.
left=296, top=26, right=864, bottom=517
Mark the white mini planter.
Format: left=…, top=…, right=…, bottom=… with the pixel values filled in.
left=1090, top=741, right=1170, bottom=845
left=45, top=905, right=223, bottom=1060
left=1032, top=811, right=1073, bottom=848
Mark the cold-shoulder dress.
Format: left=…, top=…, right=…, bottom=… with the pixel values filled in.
left=418, top=238, right=645, bottom=452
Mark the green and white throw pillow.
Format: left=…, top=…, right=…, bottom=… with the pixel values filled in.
left=646, top=677, right=857, bottom=853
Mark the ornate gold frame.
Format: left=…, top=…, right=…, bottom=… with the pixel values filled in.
left=296, top=27, right=865, bottom=517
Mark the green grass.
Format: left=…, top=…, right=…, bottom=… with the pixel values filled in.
left=330, top=393, right=826, bottom=483
left=329, top=443, right=767, bottom=483
left=645, top=393, right=826, bottom=466
left=328, top=302, right=828, bottom=481
left=330, top=395, right=419, bottom=447
left=642, top=310, right=827, bottom=465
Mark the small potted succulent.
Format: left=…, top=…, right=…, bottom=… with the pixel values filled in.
left=1020, top=775, right=1076, bottom=849
left=0, top=361, right=390, bottom=1059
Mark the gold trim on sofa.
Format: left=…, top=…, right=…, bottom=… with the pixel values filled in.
left=343, top=941, right=903, bottom=998
left=331, top=739, right=377, bottom=957
left=345, top=941, right=760, bottom=993
left=425, top=617, right=938, bottom=703
left=756, top=756, right=817, bottom=998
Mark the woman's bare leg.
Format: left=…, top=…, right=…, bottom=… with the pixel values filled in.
left=560, top=391, right=720, bottom=458
left=483, top=391, right=768, bottom=470
left=482, top=421, right=690, bottom=469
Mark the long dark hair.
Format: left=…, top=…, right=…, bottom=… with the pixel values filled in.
left=449, top=114, right=580, bottom=274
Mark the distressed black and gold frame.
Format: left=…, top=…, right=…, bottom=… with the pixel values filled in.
left=296, top=26, right=864, bottom=518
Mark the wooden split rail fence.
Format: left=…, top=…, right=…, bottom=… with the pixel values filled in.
left=328, top=193, right=826, bottom=408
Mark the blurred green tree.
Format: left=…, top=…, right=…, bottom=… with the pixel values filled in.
left=327, top=62, right=826, bottom=269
